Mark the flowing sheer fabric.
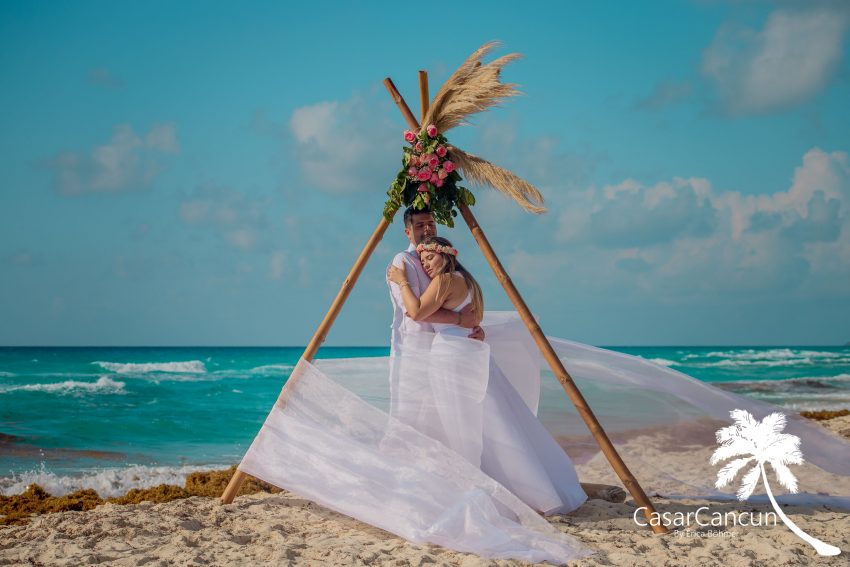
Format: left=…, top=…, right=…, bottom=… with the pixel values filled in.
left=238, top=358, right=595, bottom=564
left=540, top=333, right=850, bottom=507
left=238, top=310, right=850, bottom=563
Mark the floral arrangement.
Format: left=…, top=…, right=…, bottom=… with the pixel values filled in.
left=383, top=124, right=475, bottom=227
left=383, top=43, right=546, bottom=226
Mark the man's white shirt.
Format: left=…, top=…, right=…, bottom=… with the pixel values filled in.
left=387, top=243, right=433, bottom=350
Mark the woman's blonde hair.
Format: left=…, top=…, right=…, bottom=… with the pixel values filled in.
left=418, top=236, right=484, bottom=317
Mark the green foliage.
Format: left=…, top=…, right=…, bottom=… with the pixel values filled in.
left=383, top=130, right=476, bottom=225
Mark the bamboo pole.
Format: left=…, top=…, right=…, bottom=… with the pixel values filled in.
left=383, top=79, right=668, bottom=534
left=418, top=70, right=429, bottom=124
left=385, top=77, right=419, bottom=134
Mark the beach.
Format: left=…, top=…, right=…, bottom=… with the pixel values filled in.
left=2, top=411, right=848, bottom=566
left=3, top=491, right=849, bottom=566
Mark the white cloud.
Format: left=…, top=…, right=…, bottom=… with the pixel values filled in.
left=634, top=79, right=693, bottom=112
left=290, top=101, right=338, bottom=145
left=179, top=184, right=271, bottom=251
left=521, top=147, right=850, bottom=299
left=702, top=8, right=849, bottom=114
left=716, top=147, right=849, bottom=239
left=48, top=123, right=179, bottom=195
left=288, top=92, right=398, bottom=194
left=268, top=250, right=287, bottom=280
left=9, top=251, right=33, bottom=266
left=87, top=67, right=124, bottom=89
left=225, top=229, right=257, bottom=250
left=584, top=177, right=718, bottom=248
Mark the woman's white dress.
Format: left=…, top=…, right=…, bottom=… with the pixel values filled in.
left=421, top=287, right=587, bottom=516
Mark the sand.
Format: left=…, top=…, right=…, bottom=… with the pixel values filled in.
left=2, top=491, right=848, bottom=566
left=2, top=413, right=849, bottom=566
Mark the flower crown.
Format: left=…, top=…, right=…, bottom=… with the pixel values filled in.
left=416, top=242, right=458, bottom=257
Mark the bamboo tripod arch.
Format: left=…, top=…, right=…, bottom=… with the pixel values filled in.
left=221, top=70, right=668, bottom=535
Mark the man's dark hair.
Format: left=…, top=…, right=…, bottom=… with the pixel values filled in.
left=403, top=205, right=433, bottom=227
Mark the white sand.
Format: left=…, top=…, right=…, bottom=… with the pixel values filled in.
left=2, top=488, right=848, bottom=566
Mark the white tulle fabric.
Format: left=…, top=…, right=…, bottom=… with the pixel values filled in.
left=239, top=310, right=850, bottom=563
left=540, top=332, right=850, bottom=508
left=238, top=356, right=594, bottom=564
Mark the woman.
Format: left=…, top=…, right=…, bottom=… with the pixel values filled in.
left=388, top=236, right=588, bottom=516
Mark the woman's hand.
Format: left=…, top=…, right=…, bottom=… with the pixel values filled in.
left=387, top=263, right=408, bottom=285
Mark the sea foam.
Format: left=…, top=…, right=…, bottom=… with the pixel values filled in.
left=685, top=348, right=849, bottom=364
left=0, top=463, right=224, bottom=498
left=646, top=358, right=678, bottom=367
left=0, top=376, right=126, bottom=395
left=93, top=360, right=207, bottom=374
left=247, top=364, right=295, bottom=375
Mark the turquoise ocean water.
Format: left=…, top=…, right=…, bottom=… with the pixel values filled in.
left=2, top=345, right=849, bottom=497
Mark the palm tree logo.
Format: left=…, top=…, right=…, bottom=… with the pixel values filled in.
left=711, top=409, right=841, bottom=556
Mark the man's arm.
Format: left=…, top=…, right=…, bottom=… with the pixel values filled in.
left=420, top=308, right=468, bottom=326
left=420, top=304, right=479, bottom=328
left=423, top=304, right=484, bottom=341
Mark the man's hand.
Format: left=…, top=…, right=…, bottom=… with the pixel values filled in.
left=458, top=304, right=480, bottom=329
left=459, top=305, right=485, bottom=341
left=468, top=325, right=485, bottom=341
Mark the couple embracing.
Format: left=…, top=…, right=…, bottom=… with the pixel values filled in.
left=384, top=205, right=588, bottom=517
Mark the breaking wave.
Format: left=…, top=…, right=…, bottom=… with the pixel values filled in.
left=93, top=360, right=208, bottom=374
left=0, top=463, right=224, bottom=498
left=0, top=376, right=126, bottom=396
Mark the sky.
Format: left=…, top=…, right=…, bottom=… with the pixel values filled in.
left=1, top=0, right=849, bottom=347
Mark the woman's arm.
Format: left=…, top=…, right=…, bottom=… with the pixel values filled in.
left=388, top=265, right=454, bottom=322
left=400, top=275, right=454, bottom=321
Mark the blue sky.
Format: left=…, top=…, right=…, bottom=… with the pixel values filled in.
left=2, top=0, right=849, bottom=346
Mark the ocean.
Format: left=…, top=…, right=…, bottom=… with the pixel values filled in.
left=2, top=345, right=849, bottom=497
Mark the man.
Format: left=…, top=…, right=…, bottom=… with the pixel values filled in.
left=385, top=205, right=484, bottom=445
left=386, top=205, right=484, bottom=351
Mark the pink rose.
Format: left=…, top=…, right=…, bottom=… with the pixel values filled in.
left=435, top=178, right=444, bottom=188
left=408, top=167, right=418, bottom=177
left=443, top=160, right=455, bottom=173
left=404, top=130, right=416, bottom=143
left=410, top=155, right=421, bottom=167
left=438, top=169, right=448, bottom=180
left=418, top=183, right=429, bottom=192
left=428, top=156, right=439, bottom=168
left=436, top=145, right=447, bottom=157
left=430, top=174, right=439, bottom=184
left=426, top=124, right=437, bottom=137
left=417, top=169, right=431, bottom=181
left=414, top=142, right=423, bottom=152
